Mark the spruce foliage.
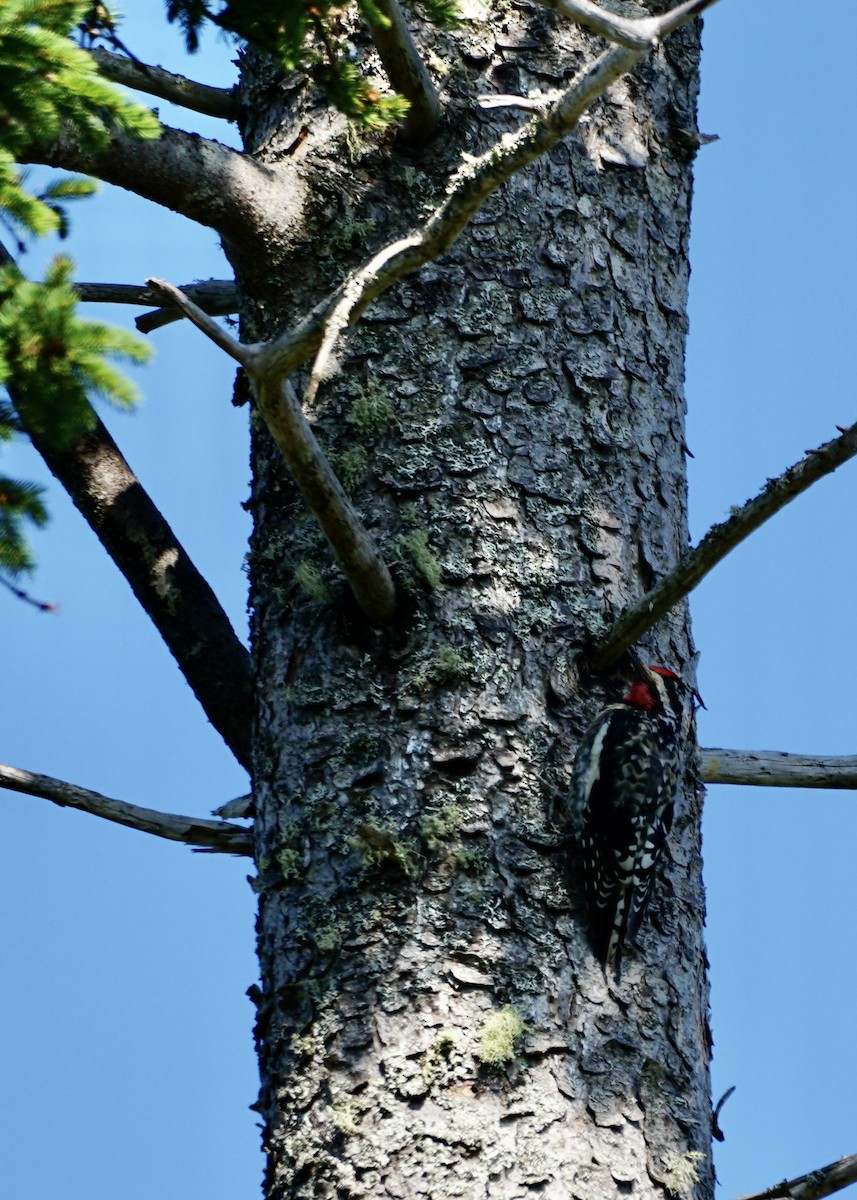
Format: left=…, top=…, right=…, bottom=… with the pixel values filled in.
left=0, top=256, right=150, bottom=450
left=0, top=0, right=157, bottom=581
left=0, top=0, right=161, bottom=155
left=0, top=398, right=48, bottom=577
left=0, top=256, right=151, bottom=576
left=0, top=0, right=160, bottom=239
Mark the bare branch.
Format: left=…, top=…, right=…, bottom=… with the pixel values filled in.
left=91, top=48, right=239, bottom=120
left=365, top=0, right=440, bottom=143
left=735, top=1153, right=857, bottom=1200
left=72, top=279, right=239, bottom=332
left=537, top=0, right=715, bottom=47
left=0, top=763, right=253, bottom=855
left=712, top=1084, right=736, bottom=1142
left=137, top=287, right=239, bottom=333
left=257, top=377, right=397, bottom=625
left=302, top=236, right=413, bottom=411
left=701, top=749, right=857, bottom=790
left=536, top=0, right=653, bottom=48
left=145, top=277, right=253, bottom=364
left=537, top=0, right=719, bottom=48
left=477, top=93, right=560, bottom=114
left=652, top=0, right=722, bottom=40
left=589, top=419, right=857, bottom=671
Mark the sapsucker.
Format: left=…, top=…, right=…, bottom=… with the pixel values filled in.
left=571, top=664, right=690, bottom=979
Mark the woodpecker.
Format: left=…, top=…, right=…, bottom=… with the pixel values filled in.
left=571, top=664, right=690, bottom=980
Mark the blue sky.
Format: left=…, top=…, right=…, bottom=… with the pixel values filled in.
left=689, top=2, right=857, bottom=1194
left=2, top=3, right=856, bottom=1198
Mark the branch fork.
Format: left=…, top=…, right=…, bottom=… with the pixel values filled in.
left=539, top=0, right=716, bottom=49
left=145, top=278, right=397, bottom=626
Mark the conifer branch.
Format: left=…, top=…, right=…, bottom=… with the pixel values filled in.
left=589, top=419, right=857, bottom=671
left=20, top=123, right=302, bottom=261
left=90, top=48, right=239, bottom=120
left=0, top=243, right=252, bottom=762
left=700, top=749, right=857, bottom=790
left=364, top=0, right=440, bottom=143
left=12, top=395, right=253, bottom=769
left=0, top=763, right=253, bottom=855
left=735, top=1153, right=857, bottom=1200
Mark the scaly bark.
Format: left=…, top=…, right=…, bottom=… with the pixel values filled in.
left=241, top=8, right=712, bottom=1199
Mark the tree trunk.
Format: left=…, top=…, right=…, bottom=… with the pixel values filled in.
left=242, top=10, right=711, bottom=1199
